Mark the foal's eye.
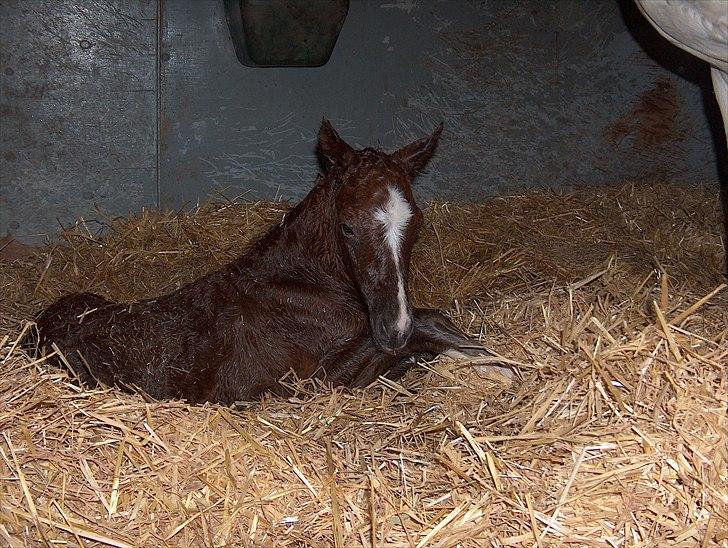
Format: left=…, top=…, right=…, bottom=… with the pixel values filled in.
left=340, top=223, right=355, bottom=237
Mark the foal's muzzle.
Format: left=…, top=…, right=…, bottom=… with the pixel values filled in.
left=372, top=314, right=413, bottom=352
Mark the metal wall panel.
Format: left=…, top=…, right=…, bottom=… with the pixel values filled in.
left=160, top=0, right=719, bottom=208
left=0, top=0, right=157, bottom=243
left=1, top=0, right=721, bottom=243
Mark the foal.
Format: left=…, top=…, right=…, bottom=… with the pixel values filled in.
left=36, top=120, right=511, bottom=404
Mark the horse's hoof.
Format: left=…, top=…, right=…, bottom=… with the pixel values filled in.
left=442, top=348, right=517, bottom=382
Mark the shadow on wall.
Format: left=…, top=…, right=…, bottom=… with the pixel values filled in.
left=617, top=0, right=728, bottom=275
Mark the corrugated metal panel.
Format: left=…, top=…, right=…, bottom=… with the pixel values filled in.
left=160, top=0, right=718, bottom=209
left=0, top=0, right=158, bottom=243
left=1, top=0, right=720, bottom=242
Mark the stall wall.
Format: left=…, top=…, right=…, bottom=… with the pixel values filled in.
left=1, top=0, right=158, bottom=242
left=1, top=0, right=722, bottom=242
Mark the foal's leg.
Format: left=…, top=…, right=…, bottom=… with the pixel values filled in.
left=321, top=338, right=393, bottom=388
left=349, top=351, right=409, bottom=388
left=325, top=309, right=514, bottom=390
left=323, top=337, right=416, bottom=389
left=392, top=308, right=515, bottom=380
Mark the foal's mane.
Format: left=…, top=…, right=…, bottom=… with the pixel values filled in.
left=223, top=173, right=345, bottom=284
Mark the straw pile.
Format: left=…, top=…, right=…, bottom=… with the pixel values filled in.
left=1, top=181, right=726, bottom=547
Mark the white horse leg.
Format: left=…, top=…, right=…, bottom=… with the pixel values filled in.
left=711, top=67, right=728, bottom=148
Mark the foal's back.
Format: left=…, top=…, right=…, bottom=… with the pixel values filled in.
left=36, top=242, right=368, bottom=403
left=36, top=273, right=233, bottom=401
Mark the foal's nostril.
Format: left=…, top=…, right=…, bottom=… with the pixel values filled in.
left=395, top=324, right=413, bottom=349
left=371, top=319, right=388, bottom=346
left=375, top=318, right=388, bottom=338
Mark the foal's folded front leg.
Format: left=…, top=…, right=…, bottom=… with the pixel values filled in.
left=323, top=337, right=421, bottom=389
left=394, top=308, right=515, bottom=381
left=325, top=309, right=515, bottom=390
left=321, top=337, right=402, bottom=389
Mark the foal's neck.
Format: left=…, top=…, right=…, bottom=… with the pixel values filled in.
left=246, top=176, right=349, bottom=283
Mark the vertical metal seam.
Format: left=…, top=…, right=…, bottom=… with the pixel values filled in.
left=155, top=0, right=163, bottom=208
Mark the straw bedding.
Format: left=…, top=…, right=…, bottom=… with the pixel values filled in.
left=0, top=182, right=726, bottom=547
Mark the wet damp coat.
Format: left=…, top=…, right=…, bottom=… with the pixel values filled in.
left=35, top=121, right=504, bottom=404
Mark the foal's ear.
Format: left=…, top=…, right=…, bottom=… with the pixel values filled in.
left=393, top=123, right=443, bottom=177
left=317, top=119, right=354, bottom=171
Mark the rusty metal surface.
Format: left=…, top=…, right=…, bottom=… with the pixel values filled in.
left=0, top=0, right=157, bottom=243
left=160, top=0, right=719, bottom=210
left=1, top=0, right=721, bottom=242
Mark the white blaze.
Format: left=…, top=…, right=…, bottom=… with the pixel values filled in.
left=374, top=186, right=413, bottom=333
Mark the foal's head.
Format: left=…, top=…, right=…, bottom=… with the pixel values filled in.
left=316, top=119, right=443, bottom=351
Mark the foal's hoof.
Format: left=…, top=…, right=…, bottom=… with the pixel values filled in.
left=442, top=348, right=517, bottom=382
